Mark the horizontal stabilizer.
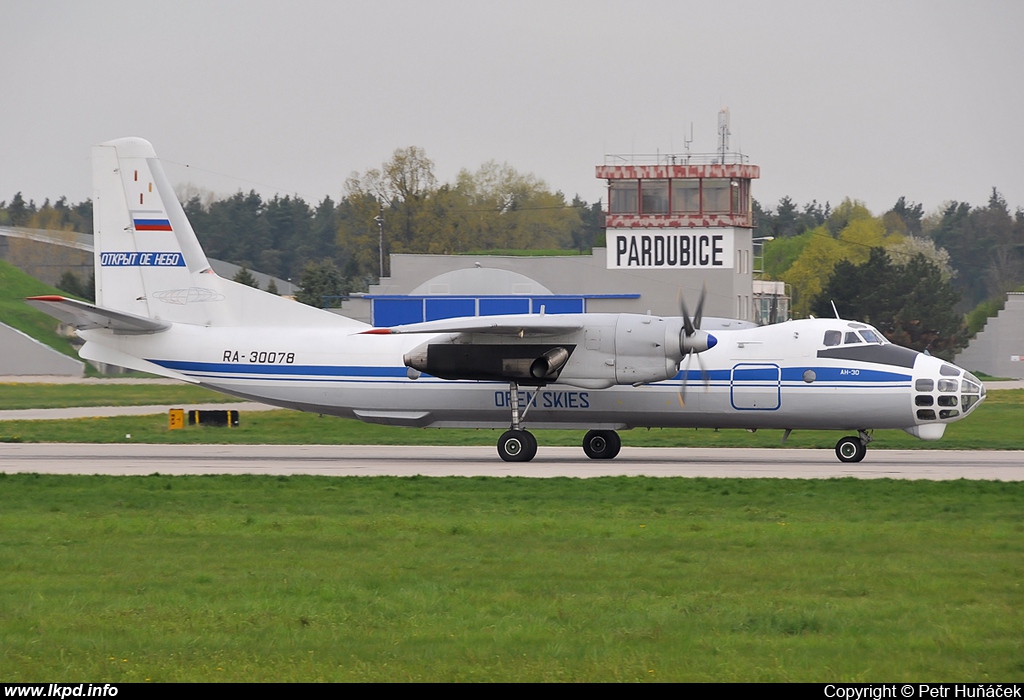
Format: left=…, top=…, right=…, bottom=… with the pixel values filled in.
left=25, top=295, right=171, bottom=334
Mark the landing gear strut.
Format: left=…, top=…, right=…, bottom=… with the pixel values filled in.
left=497, top=382, right=538, bottom=462
left=835, top=430, right=872, bottom=463
left=582, top=430, right=621, bottom=460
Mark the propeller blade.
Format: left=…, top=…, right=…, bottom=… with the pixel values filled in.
left=693, top=283, right=707, bottom=330
left=696, top=349, right=710, bottom=392
left=679, top=294, right=694, bottom=337
left=678, top=350, right=693, bottom=406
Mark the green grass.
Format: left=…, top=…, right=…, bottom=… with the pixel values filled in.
left=0, top=383, right=243, bottom=410
left=0, top=475, right=1020, bottom=681
left=1, top=390, right=1021, bottom=449
left=0, top=259, right=82, bottom=361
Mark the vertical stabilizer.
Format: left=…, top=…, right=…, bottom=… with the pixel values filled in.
left=93, top=137, right=213, bottom=323
left=91, top=137, right=366, bottom=329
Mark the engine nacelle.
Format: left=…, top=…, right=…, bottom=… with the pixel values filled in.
left=612, top=314, right=685, bottom=385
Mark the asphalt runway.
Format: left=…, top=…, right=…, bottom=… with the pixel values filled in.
left=1, top=443, right=1020, bottom=480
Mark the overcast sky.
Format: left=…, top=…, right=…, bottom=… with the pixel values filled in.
left=2, top=0, right=1021, bottom=218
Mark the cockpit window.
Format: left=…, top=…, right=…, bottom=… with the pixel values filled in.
left=844, top=332, right=862, bottom=344
left=859, top=329, right=883, bottom=343
left=937, top=379, right=959, bottom=393
left=823, top=330, right=841, bottom=346
left=939, top=364, right=960, bottom=377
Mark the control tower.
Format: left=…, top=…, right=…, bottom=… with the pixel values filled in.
left=596, top=109, right=765, bottom=321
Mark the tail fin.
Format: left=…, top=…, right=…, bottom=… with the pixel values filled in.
left=92, top=137, right=364, bottom=328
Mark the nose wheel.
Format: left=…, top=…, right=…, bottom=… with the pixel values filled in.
left=835, top=432, right=871, bottom=463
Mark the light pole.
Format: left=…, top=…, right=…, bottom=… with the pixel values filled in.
left=374, top=204, right=385, bottom=279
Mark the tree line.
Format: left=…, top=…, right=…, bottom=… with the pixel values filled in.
left=758, top=190, right=1024, bottom=355
left=0, top=193, right=93, bottom=233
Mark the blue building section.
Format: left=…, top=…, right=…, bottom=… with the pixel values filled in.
left=368, top=294, right=638, bottom=327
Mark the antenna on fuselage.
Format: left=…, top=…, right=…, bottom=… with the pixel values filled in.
left=830, top=300, right=840, bottom=319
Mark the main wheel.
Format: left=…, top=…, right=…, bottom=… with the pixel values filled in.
left=835, top=436, right=867, bottom=463
left=583, top=429, right=622, bottom=460
left=498, top=429, right=537, bottom=462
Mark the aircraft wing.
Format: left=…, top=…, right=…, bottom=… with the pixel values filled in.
left=362, top=314, right=584, bottom=337
left=25, top=295, right=171, bottom=334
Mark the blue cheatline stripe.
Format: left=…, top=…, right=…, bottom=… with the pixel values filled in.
left=150, top=359, right=408, bottom=377
left=780, top=366, right=910, bottom=383
left=675, top=369, right=732, bottom=381
left=672, top=367, right=910, bottom=383
left=149, top=359, right=912, bottom=385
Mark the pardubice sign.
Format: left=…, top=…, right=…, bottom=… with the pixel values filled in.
left=606, top=229, right=735, bottom=270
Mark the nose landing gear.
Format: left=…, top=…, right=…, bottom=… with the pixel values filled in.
left=835, top=430, right=873, bottom=463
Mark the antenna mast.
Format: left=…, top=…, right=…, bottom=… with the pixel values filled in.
left=718, top=107, right=731, bottom=162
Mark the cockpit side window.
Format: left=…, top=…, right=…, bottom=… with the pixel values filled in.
left=859, top=329, right=883, bottom=343
left=844, top=332, right=862, bottom=344
left=823, top=330, right=841, bottom=346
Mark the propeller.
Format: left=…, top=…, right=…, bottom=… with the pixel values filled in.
left=677, top=284, right=716, bottom=405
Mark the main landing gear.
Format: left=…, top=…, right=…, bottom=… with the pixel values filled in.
left=497, top=382, right=622, bottom=463
left=582, top=429, right=621, bottom=460
left=497, top=382, right=538, bottom=462
left=835, top=430, right=873, bottom=463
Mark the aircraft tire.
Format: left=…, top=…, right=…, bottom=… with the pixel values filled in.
left=835, top=436, right=867, bottom=463
left=583, top=430, right=621, bottom=460
left=498, top=429, right=538, bottom=462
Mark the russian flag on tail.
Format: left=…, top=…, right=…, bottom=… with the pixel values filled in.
left=134, top=218, right=172, bottom=231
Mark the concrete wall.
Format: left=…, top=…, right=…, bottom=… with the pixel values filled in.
left=955, top=293, right=1024, bottom=378
left=0, top=227, right=93, bottom=286
left=0, top=322, right=84, bottom=377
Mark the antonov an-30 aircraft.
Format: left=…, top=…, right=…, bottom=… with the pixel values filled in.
left=28, top=137, right=986, bottom=463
